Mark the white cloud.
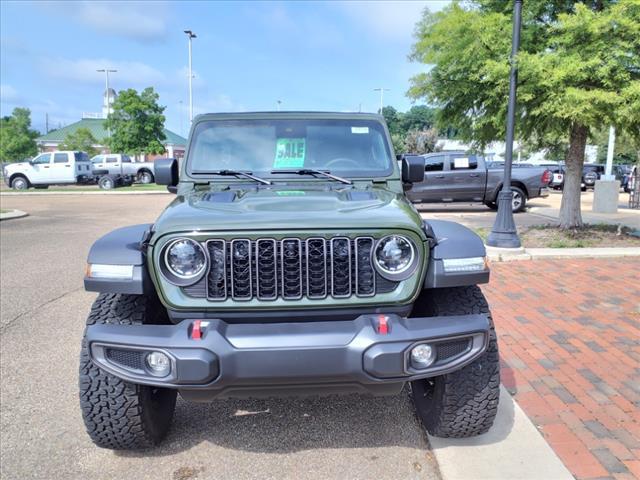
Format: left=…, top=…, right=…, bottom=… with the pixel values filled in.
left=0, top=84, right=20, bottom=103
left=39, top=57, right=167, bottom=88
left=335, top=1, right=450, bottom=41
left=194, top=94, right=246, bottom=115
left=41, top=1, right=169, bottom=42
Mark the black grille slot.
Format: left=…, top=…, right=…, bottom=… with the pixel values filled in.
left=256, top=239, right=277, bottom=300
left=436, top=339, right=471, bottom=361
left=186, top=236, right=401, bottom=301
left=281, top=238, right=303, bottom=299
left=331, top=237, right=352, bottom=297
left=355, top=238, right=375, bottom=296
left=306, top=238, right=327, bottom=298
left=106, top=348, right=143, bottom=371
left=207, top=240, right=227, bottom=300
left=231, top=239, right=252, bottom=300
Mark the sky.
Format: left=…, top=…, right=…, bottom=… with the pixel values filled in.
left=0, top=0, right=449, bottom=137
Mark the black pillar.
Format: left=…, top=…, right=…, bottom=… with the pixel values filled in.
left=486, top=0, right=523, bottom=248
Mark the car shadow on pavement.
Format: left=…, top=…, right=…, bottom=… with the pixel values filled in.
left=116, top=384, right=514, bottom=458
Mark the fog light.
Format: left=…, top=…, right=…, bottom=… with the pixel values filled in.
left=410, top=344, right=435, bottom=369
left=145, top=351, right=171, bottom=376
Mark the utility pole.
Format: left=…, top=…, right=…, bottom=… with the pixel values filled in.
left=179, top=100, right=184, bottom=137
left=97, top=68, right=117, bottom=141
left=373, top=88, right=389, bottom=114
left=486, top=0, right=522, bottom=248
left=45, top=113, right=49, bottom=134
left=184, top=30, right=197, bottom=122
left=276, top=100, right=282, bottom=111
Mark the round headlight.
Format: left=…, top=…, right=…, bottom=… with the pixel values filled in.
left=374, top=235, right=417, bottom=279
left=164, top=238, right=206, bottom=280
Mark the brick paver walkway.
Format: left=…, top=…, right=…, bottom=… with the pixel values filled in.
left=483, top=258, right=640, bottom=480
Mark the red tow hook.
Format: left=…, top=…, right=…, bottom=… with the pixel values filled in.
left=192, top=320, right=203, bottom=340
left=377, top=315, right=389, bottom=335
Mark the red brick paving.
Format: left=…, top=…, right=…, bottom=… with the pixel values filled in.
left=483, top=258, right=640, bottom=480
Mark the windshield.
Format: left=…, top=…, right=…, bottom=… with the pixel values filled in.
left=188, top=118, right=394, bottom=178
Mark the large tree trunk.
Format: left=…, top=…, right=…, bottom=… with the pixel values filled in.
left=559, top=123, right=589, bottom=229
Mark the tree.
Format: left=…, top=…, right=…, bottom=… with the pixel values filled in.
left=105, top=87, right=166, bottom=155
left=0, top=107, right=39, bottom=161
left=59, top=127, right=99, bottom=157
left=409, top=1, right=640, bottom=228
left=400, top=105, right=436, bottom=133
left=404, top=128, right=440, bottom=154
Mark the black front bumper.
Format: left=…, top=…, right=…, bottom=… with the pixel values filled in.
left=86, top=313, right=489, bottom=399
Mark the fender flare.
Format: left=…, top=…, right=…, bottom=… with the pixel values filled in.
left=423, top=220, right=489, bottom=288
left=84, top=223, right=153, bottom=295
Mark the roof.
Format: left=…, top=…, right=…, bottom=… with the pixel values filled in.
left=193, top=111, right=385, bottom=122
left=36, top=118, right=187, bottom=146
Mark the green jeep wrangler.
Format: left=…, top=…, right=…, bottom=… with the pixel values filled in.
left=80, top=112, right=499, bottom=449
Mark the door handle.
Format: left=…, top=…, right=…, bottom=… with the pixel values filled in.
left=469, top=173, right=480, bottom=177
left=65, top=165, right=71, bottom=167
left=43, top=166, right=50, bottom=168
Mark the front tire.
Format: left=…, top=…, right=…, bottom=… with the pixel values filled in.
left=138, top=171, right=154, bottom=184
left=410, top=286, right=500, bottom=438
left=79, top=293, right=177, bottom=449
left=98, top=175, right=115, bottom=190
left=11, top=176, right=29, bottom=190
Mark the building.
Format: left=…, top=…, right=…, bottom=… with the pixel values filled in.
left=36, top=88, right=187, bottom=160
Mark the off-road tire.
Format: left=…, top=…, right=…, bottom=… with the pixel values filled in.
left=410, top=286, right=500, bottom=438
left=79, top=293, right=177, bottom=449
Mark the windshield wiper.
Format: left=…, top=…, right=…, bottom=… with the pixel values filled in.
left=193, top=169, right=272, bottom=185
left=271, top=169, right=352, bottom=185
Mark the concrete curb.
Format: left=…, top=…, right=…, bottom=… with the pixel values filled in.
left=0, top=190, right=169, bottom=196
left=0, top=209, right=28, bottom=221
left=487, top=246, right=640, bottom=262
left=429, top=387, right=573, bottom=480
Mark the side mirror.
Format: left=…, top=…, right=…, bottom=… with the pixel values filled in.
left=155, top=158, right=178, bottom=187
left=401, top=155, right=425, bottom=183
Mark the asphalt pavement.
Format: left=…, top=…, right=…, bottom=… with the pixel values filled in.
left=0, top=194, right=439, bottom=480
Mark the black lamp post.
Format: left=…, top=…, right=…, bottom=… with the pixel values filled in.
left=486, top=0, right=523, bottom=248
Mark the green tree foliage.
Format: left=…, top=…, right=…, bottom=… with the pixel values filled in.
left=105, top=87, right=166, bottom=155
left=59, top=127, right=99, bottom=157
left=409, top=1, right=640, bottom=228
left=593, top=129, right=640, bottom=165
left=404, top=128, right=441, bottom=154
left=382, top=105, right=444, bottom=153
left=0, top=107, right=39, bottom=162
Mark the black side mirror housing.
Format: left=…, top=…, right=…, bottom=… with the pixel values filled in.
left=167, top=185, right=178, bottom=194
left=401, top=155, right=425, bottom=183
left=155, top=158, right=178, bottom=187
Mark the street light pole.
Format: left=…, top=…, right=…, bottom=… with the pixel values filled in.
left=486, top=0, right=523, bottom=249
left=184, top=30, right=197, bottom=122
left=373, top=88, right=389, bottom=114
left=97, top=68, right=117, bottom=141
left=277, top=100, right=282, bottom=111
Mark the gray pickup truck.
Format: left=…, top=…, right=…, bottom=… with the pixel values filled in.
left=406, top=151, right=551, bottom=212
left=90, top=154, right=156, bottom=184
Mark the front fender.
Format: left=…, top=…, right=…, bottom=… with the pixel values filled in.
left=423, top=220, right=489, bottom=288
left=84, top=224, right=153, bottom=295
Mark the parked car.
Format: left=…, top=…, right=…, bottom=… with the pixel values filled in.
left=581, top=164, right=605, bottom=190
left=90, top=154, right=155, bottom=184
left=406, top=150, right=551, bottom=212
left=80, top=111, right=499, bottom=449
left=613, top=164, right=633, bottom=193
left=3, top=151, right=92, bottom=190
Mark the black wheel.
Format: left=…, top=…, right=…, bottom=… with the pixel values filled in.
left=98, top=175, right=115, bottom=190
left=79, top=293, right=177, bottom=450
left=410, top=286, right=500, bottom=438
left=11, top=176, right=29, bottom=190
left=510, top=186, right=526, bottom=213
left=138, top=171, right=154, bottom=184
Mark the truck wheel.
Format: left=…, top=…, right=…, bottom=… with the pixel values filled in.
left=511, top=186, right=526, bottom=213
left=11, top=176, right=29, bottom=190
left=410, top=286, right=500, bottom=438
left=98, top=175, right=115, bottom=190
left=79, top=293, right=177, bottom=449
left=138, top=171, right=154, bottom=184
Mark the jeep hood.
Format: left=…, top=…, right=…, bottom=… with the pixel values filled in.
left=152, top=185, right=425, bottom=237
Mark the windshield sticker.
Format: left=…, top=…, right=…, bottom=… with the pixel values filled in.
left=273, top=138, right=306, bottom=169
left=351, top=126, right=369, bottom=134
left=454, top=157, right=470, bottom=169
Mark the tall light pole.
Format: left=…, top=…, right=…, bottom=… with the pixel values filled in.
left=97, top=68, right=117, bottom=140
left=184, top=30, right=197, bottom=122
left=276, top=100, right=282, bottom=111
left=373, top=87, right=389, bottom=114
left=486, top=0, right=522, bottom=248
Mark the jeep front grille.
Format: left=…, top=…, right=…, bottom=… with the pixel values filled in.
left=182, top=236, right=398, bottom=301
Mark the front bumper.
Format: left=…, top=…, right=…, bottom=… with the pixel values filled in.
left=86, top=313, right=489, bottom=399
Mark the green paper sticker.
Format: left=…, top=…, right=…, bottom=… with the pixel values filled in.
left=273, top=138, right=306, bottom=169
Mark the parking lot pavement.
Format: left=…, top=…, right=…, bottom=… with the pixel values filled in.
left=0, top=194, right=439, bottom=480
left=484, top=258, right=640, bottom=480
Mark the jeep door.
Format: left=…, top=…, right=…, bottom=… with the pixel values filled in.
left=28, top=153, right=52, bottom=184
left=445, top=153, right=487, bottom=201
left=408, top=154, right=448, bottom=202
left=50, top=152, right=74, bottom=183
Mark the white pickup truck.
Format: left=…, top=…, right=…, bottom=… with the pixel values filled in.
left=90, top=154, right=155, bottom=184
left=3, top=151, right=92, bottom=190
